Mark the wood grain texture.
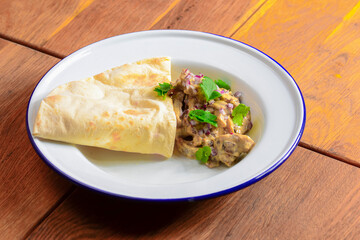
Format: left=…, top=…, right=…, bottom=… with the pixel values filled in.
left=232, top=0, right=360, bottom=164
left=27, top=147, right=360, bottom=239
left=0, top=39, right=73, bottom=239
left=41, top=0, right=183, bottom=57
left=150, top=0, right=265, bottom=35
left=44, top=0, right=265, bottom=56
left=1, top=1, right=360, bottom=239
left=0, top=0, right=265, bottom=57
left=0, top=0, right=176, bottom=57
left=0, top=0, right=86, bottom=44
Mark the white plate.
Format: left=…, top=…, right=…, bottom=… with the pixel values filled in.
left=27, top=30, right=305, bottom=201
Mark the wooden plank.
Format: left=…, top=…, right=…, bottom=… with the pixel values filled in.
left=43, top=0, right=265, bottom=56
left=150, top=0, right=265, bottom=35
left=0, top=0, right=265, bottom=57
left=0, top=0, right=177, bottom=57
left=0, top=39, right=73, bottom=239
left=232, top=0, right=360, bottom=164
left=27, top=148, right=360, bottom=239
left=42, top=0, right=187, bottom=57
left=0, top=0, right=89, bottom=44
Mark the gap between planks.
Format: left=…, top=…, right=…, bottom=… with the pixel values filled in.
left=0, top=0, right=269, bottom=59
left=229, top=0, right=270, bottom=38
left=0, top=33, right=65, bottom=59
left=0, top=0, right=269, bottom=60
left=298, top=142, right=360, bottom=168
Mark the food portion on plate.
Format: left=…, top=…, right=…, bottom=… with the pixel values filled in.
left=33, top=57, right=176, bottom=158
left=33, top=57, right=255, bottom=167
left=168, top=69, right=255, bottom=168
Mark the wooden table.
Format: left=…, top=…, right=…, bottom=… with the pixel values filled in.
left=1, top=0, right=360, bottom=239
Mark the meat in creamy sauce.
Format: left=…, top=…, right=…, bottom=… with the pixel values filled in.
left=169, top=69, right=255, bottom=168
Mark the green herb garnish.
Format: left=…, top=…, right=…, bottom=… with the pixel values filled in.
left=189, top=109, right=218, bottom=127
left=200, top=76, right=222, bottom=101
left=232, top=103, right=250, bottom=126
left=154, top=82, right=172, bottom=99
left=195, top=146, right=212, bottom=163
left=215, top=79, right=231, bottom=90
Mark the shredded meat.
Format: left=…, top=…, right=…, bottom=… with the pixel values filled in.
left=213, top=134, right=254, bottom=167
left=175, top=138, right=200, bottom=158
left=170, top=69, right=255, bottom=168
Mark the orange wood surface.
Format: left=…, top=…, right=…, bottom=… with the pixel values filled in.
left=150, top=0, right=264, bottom=35
left=0, top=0, right=176, bottom=57
left=27, top=148, right=360, bottom=239
left=0, top=0, right=360, bottom=238
left=232, top=0, right=360, bottom=164
left=0, top=0, right=264, bottom=57
left=42, top=0, right=265, bottom=56
left=0, top=39, right=73, bottom=239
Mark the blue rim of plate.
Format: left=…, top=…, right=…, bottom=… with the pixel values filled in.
left=26, top=30, right=306, bottom=202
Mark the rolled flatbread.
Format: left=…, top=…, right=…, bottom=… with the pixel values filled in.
left=33, top=57, right=176, bottom=158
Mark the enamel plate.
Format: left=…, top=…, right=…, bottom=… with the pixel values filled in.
left=27, top=30, right=305, bottom=201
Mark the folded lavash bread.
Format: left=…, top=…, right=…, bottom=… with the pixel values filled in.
left=33, top=57, right=176, bottom=158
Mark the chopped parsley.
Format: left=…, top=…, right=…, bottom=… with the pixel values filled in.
left=200, top=76, right=222, bottom=101
left=189, top=109, right=218, bottom=127
left=215, top=79, right=231, bottom=90
left=154, top=82, right=172, bottom=99
left=232, top=103, right=250, bottom=126
left=195, top=146, right=211, bottom=163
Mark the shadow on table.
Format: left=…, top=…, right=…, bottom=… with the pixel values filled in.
left=60, top=187, right=224, bottom=237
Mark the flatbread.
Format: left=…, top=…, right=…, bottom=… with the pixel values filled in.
left=93, top=57, right=171, bottom=88
left=33, top=57, right=176, bottom=158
